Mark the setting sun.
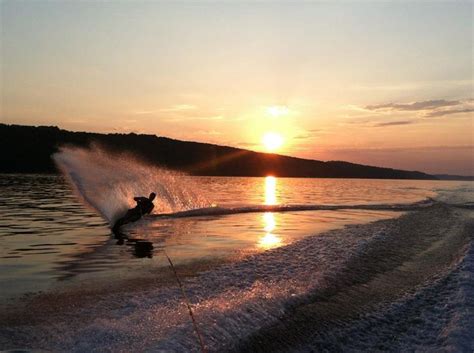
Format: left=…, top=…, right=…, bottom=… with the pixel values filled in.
left=262, top=132, right=283, bottom=152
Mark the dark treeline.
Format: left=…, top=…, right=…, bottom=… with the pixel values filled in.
left=434, top=174, right=474, bottom=181
left=0, top=124, right=436, bottom=180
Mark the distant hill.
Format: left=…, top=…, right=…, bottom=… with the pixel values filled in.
left=435, top=174, right=474, bottom=181
left=0, top=124, right=437, bottom=180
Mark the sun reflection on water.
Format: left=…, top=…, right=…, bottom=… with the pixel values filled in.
left=259, top=177, right=282, bottom=249
left=263, top=212, right=276, bottom=232
left=258, top=232, right=281, bottom=249
left=258, top=212, right=282, bottom=249
left=265, top=176, right=277, bottom=205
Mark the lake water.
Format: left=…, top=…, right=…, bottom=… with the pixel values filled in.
left=2, top=171, right=474, bottom=352
left=0, top=173, right=466, bottom=301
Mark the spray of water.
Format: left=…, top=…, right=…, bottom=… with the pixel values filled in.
left=53, top=145, right=209, bottom=224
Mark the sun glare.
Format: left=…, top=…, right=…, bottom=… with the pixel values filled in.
left=266, top=105, right=289, bottom=117
left=262, top=132, right=283, bottom=152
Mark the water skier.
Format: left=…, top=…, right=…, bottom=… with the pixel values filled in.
left=112, top=192, right=156, bottom=232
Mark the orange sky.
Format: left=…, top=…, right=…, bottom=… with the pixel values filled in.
left=1, top=2, right=473, bottom=175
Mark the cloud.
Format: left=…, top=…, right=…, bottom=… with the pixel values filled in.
left=293, top=134, right=312, bottom=140
left=340, top=119, right=415, bottom=128
left=374, top=120, right=414, bottom=127
left=425, top=107, right=474, bottom=117
left=362, top=98, right=473, bottom=120
left=292, top=128, right=328, bottom=140
left=365, top=99, right=460, bottom=111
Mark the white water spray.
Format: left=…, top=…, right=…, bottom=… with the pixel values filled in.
left=53, top=145, right=209, bottom=224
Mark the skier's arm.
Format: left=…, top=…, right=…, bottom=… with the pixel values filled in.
left=134, top=196, right=147, bottom=205
left=147, top=203, right=154, bottom=214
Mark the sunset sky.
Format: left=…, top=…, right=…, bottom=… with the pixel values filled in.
left=1, top=1, right=473, bottom=175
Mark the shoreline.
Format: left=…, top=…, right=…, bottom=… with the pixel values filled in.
left=3, top=171, right=474, bottom=182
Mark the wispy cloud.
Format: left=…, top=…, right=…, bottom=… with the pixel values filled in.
left=341, top=119, right=416, bottom=128
left=361, top=98, right=473, bottom=120
left=425, top=107, right=474, bottom=117
left=374, top=120, right=414, bottom=127
left=292, top=128, right=328, bottom=140
left=293, top=134, right=312, bottom=140
left=365, top=99, right=460, bottom=111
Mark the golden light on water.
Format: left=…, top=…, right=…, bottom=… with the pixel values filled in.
left=265, top=176, right=277, bottom=205
left=258, top=212, right=282, bottom=249
left=258, top=232, right=281, bottom=249
left=258, top=178, right=282, bottom=250
left=263, top=212, right=276, bottom=232
left=262, top=132, right=283, bottom=152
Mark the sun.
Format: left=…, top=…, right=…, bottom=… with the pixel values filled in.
left=262, top=132, right=283, bottom=152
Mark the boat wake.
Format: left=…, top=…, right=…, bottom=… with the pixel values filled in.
left=0, top=189, right=472, bottom=352
left=154, top=198, right=436, bottom=219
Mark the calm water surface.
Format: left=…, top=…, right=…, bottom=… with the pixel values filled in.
left=0, top=174, right=466, bottom=300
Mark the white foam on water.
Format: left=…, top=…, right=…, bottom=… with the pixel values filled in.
left=156, top=198, right=435, bottom=219
left=287, top=240, right=474, bottom=353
